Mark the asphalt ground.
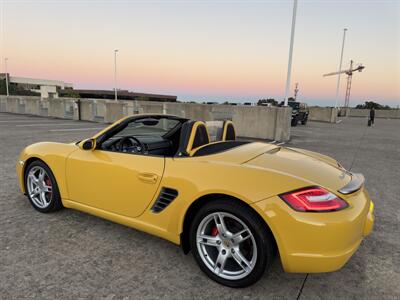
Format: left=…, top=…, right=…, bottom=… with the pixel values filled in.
left=0, top=112, right=399, bottom=299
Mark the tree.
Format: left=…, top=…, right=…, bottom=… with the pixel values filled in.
left=60, top=89, right=80, bottom=98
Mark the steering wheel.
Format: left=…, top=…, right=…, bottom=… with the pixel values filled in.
left=117, top=136, right=147, bottom=154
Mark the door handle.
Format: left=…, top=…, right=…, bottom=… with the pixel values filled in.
left=138, top=173, right=158, bottom=184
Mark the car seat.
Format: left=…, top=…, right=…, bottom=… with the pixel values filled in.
left=176, top=120, right=211, bottom=156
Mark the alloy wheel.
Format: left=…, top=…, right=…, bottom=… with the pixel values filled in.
left=26, top=166, right=53, bottom=209
left=196, top=212, right=258, bottom=280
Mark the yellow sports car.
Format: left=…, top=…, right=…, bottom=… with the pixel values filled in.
left=16, top=114, right=374, bottom=287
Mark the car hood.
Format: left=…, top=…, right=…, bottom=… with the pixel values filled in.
left=243, top=145, right=352, bottom=192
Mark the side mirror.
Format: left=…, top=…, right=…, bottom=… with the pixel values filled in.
left=79, top=138, right=96, bottom=151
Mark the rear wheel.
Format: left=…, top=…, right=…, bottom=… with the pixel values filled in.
left=24, top=160, right=63, bottom=213
left=190, top=200, right=275, bottom=287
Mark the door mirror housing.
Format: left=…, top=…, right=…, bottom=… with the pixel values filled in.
left=80, top=138, right=96, bottom=151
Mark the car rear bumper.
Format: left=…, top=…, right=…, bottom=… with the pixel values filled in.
left=251, top=188, right=374, bottom=273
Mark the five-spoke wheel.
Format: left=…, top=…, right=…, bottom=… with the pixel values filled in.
left=24, top=160, right=63, bottom=213
left=27, top=166, right=53, bottom=209
left=196, top=212, right=257, bottom=280
left=190, top=200, right=275, bottom=287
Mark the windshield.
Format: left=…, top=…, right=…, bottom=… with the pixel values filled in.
left=115, top=117, right=181, bottom=137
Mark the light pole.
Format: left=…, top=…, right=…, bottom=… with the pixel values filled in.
left=283, top=0, right=298, bottom=106
left=114, top=49, right=119, bottom=101
left=4, top=58, right=9, bottom=97
left=335, top=28, right=347, bottom=108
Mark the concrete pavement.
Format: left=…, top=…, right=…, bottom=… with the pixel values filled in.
left=0, top=113, right=399, bottom=299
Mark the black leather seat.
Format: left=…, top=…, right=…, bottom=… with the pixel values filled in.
left=176, top=121, right=210, bottom=156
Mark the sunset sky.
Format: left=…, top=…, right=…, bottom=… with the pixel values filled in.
left=0, top=0, right=399, bottom=107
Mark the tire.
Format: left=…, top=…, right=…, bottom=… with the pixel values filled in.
left=291, top=116, right=298, bottom=127
left=24, top=160, right=63, bottom=213
left=189, top=199, right=275, bottom=288
left=301, top=118, right=308, bottom=125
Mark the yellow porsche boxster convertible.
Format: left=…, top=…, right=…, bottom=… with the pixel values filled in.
left=16, top=114, right=374, bottom=287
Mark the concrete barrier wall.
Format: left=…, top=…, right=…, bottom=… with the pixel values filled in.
left=79, top=100, right=94, bottom=121
left=233, top=106, right=276, bottom=139
left=375, top=109, right=400, bottom=119
left=6, top=97, right=19, bottom=113
left=0, top=96, right=292, bottom=141
left=0, top=97, right=6, bottom=112
left=274, top=107, right=292, bottom=141
left=347, top=108, right=367, bottom=117
left=308, top=107, right=338, bottom=123
left=346, top=108, right=400, bottom=119
left=63, top=98, right=75, bottom=119
left=49, top=99, right=66, bottom=118
left=105, top=101, right=126, bottom=123
left=94, top=100, right=105, bottom=118
left=25, top=97, right=41, bottom=115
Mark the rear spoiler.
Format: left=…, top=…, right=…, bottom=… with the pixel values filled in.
left=338, top=173, right=365, bottom=195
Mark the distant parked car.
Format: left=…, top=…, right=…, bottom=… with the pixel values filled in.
left=288, top=101, right=309, bottom=126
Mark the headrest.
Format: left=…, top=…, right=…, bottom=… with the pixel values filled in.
left=177, top=120, right=210, bottom=156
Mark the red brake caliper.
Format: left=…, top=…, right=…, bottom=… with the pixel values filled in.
left=211, top=226, right=219, bottom=236
left=45, top=177, right=52, bottom=192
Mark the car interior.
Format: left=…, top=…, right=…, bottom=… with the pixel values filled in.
left=96, top=115, right=247, bottom=157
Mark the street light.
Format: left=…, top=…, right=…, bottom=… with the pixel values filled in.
left=4, top=58, right=9, bottom=97
left=283, top=0, right=298, bottom=106
left=114, top=49, right=119, bottom=101
left=335, top=28, right=348, bottom=108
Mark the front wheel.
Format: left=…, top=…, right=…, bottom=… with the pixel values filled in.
left=190, top=200, right=275, bottom=287
left=24, top=160, right=63, bottom=213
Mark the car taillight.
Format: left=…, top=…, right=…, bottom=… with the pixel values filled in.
left=280, top=187, right=348, bottom=212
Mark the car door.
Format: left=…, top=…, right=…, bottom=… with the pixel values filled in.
left=66, top=148, right=164, bottom=218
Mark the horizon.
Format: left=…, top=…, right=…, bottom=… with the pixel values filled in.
left=0, top=0, right=399, bottom=107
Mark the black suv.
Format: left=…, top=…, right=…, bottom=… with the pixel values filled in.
left=288, top=101, right=309, bottom=126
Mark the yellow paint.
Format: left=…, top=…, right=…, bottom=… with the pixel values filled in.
left=251, top=190, right=374, bottom=272
left=16, top=116, right=375, bottom=274
left=66, top=149, right=164, bottom=218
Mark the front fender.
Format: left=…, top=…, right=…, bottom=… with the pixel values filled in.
left=17, top=142, right=78, bottom=198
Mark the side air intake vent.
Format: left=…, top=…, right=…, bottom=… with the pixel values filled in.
left=151, top=187, right=178, bottom=213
